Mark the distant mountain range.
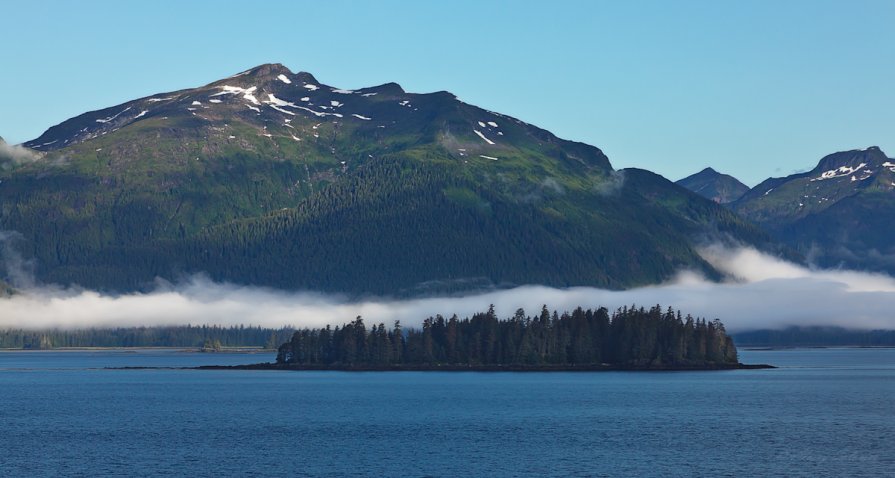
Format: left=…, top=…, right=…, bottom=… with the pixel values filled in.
left=732, top=147, right=895, bottom=273
left=676, top=168, right=749, bottom=204
left=0, top=64, right=773, bottom=295
left=676, top=146, right=895, bottom=274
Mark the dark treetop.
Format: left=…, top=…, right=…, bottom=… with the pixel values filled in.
left=275, top=304, right=740, bottom=370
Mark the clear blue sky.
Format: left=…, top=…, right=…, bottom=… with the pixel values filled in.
left=1, top=0, right=892, bottom=185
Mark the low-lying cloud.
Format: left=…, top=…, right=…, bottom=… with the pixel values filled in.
left=0, top=231, right=36, bottom=289
left=594, top=170, right=625, bottom=196
left=0, top=140, right=41, bottom=168
left=1, top=245, right=894, bottom=332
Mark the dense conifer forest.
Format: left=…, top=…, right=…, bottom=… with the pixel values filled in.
left=276, top=304, right=739, bottom=368
left=0, top=325, right=294, bottom=350
left=0, top=155, right=769, bottom=296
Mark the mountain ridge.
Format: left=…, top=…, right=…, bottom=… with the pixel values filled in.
left=25, top=63, right=612, bottom=172
left=733, top=146, right=895, bottom=273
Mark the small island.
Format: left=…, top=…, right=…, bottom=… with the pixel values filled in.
left=208, top=305, right=772, bottom=371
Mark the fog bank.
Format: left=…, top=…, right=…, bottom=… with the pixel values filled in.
left=1, top=246, right=894, bottom=332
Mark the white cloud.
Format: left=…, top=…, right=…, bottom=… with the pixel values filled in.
left=0, top=140, right=40, bottom=167
left=1, top=246, right=894, bottom=332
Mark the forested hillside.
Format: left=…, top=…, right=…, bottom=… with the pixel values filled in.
left=1, top=64, right=776, bottom=295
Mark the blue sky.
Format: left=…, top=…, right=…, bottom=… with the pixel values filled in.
left=1, top=0, right=892, bottom=185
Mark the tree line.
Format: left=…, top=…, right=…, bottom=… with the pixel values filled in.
left=734, top=326, right=895, bottom=347
left=276, top=304, right=738, bottom=367
left=0, top=325, right=295, bottom=349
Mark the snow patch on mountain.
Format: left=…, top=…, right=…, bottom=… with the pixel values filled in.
left=212, top=85, right=260, bottom=105
left=96, top=107, right=132, bottom=124
left=269, top=105, right=295, bottom=116
left=812, top=163, right=867, bottom=181
left=212, top=86, right=248, bottom=96
left=297, top=105, right=341, bottom=118
left=265, top=94, right=339, bottom=118
left=265, top=94, right=293, bottom=108
left=474, top=130, right=495, bottom=145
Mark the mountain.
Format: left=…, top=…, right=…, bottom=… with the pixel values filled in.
left=676, top=167, right=749, bottom=204
left=0, top=63, right=774, bottom=295
left=733, top=146, right=895, bottom=273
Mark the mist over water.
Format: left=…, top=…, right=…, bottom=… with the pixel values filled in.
left=1, top=245, right=894, bottom=332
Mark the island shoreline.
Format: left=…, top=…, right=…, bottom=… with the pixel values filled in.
left=105, top=362, right=776, bottom=372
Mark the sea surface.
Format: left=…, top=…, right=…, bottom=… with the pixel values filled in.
left=1, top=348, right=893, bottom=477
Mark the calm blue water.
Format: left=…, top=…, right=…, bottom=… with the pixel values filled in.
left=1, top=348, right=893, bottom=477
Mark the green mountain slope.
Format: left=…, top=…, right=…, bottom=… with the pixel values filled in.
left=1, top=64, right=773, bottom=294
left=676, top=167, right=749, bottom=204
left=732, top=147, right=895, bottom=272
left=181, top=163, right=775, bottom=295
